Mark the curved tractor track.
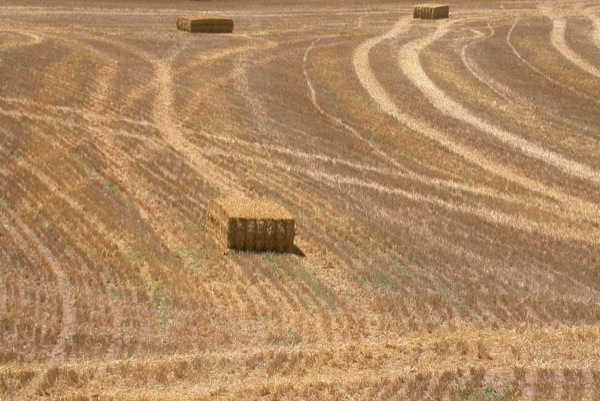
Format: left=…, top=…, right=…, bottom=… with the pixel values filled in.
left=1, top=0, right=600, bottom=399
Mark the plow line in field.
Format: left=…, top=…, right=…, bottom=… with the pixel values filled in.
left=353, top=16, right=600, bottom=227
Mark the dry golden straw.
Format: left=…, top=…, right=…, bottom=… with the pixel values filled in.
left=176, top=17, right=234, bottom=33
left=206, top=198, right=295, bottom=252
left=413, top=5, right=449, bottom=20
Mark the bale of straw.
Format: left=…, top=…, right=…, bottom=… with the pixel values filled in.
left=176, top=16, right=234, bottom=33
left=206, top=198, right=295, bottom=252
left=413, top=4, right=449, bottom=20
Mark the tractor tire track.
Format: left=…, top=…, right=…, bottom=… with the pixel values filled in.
left=217, top=99, right=561, bottom=323
left=0, top=246, right=10, bottom=331
left=304, top=34, right=599, bottom=231
left=353, top=17, right=600, bottom=223
left=4, top=31, right=231, bottom=315
left=544, top=14, right=600, bottom=78
left=93, top=36, right=246, bottom=198
left=460, top=23, right=598, bottom=139
left=460, top=24, right=512, bottom=100
left=398, top=22, right=600, bottom=185
left=594, top=19, right=600, bottom=49
left=0, top=205, right=75, bottom=361
left=506, top=18, right=600, bottom=106
left=3, top=87, right=224, bottom=317
left=0, top=29, right=43, bottom=51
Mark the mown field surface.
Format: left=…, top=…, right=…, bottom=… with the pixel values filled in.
left=1, top=0, right=599, bottom=399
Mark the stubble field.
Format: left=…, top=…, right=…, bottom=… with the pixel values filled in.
left=1, top=0, right=599, bottom=399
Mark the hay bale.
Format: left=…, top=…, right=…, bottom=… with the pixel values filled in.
left=206, top=198, right=295, bottom=252
left=413, top=4, right=449, bottom=20
left=176, top=16, right=234, bottom=33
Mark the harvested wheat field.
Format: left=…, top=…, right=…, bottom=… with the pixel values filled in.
left=1, top=0, right=599, bottom=399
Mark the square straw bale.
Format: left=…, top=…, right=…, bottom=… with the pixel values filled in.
left=176, top=16, right=234, bottom=33
left=413, top=4, right=449, bottom=19
left=206, top=198, right=295, bottom=252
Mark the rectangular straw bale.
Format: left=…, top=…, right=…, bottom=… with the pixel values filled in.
left=430, top=5, right=449, bottom=19
left=413, top=5, right=420, bottom=18
left=176, top=16, right=234, bottom=33
left=413, top=4, right=449, bottom=19
left=206, top=198, right=295, bottom=252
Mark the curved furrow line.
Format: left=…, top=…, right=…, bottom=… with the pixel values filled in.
left=222, top=120, right=545, bottom=323
left=0, top=29, right=43, bottom=50
left=0, top=249, right=6, bottom=308
left=299, top=169, right=591, bottom=324
left=303, top=37, right=408, bottom=171
left=69, top=36, right=162, bottom=123
left=460, top=24, right=512, bottom=100
left=175, top=37, right=278, bottom=77
left=50, top=30, right=165, bottom=126
left=544, top=14, right=600, bottom=78
left=6, top=31, right=235, bottom=318
left=120, top=37, right=282, bottom=119
left=506, top=18, right=600, bottom=106
left=184, top=115, right=412, bottom=180
left=219, top=139, right=600, bottom=258
left=398, top=22, right=600, bottom=184
left=594, top=19, right=600, bottom=49
left=303, top=35, right=599, bottom=228
left=0, top=96, right=152, bottom=129
left=353, top=17, right=600, bottom=222
left=237, top=168, right=370, bottom=338
left=32, top=31, right=126, bottom=120
left=231, top=53, right=280, bottom=141
left=460, top=24, right=597, bottom=139
left=2, top=103, right=224, bottom=315
left=199, top=115, right=596, bottom=236
left=92, top=36, right=246, bottom=198
left=0, top=172, right=130, bottom=358
left=175, top=37, right=308, bottom=134
left=305, top=169, right=599, bottom=245
left=0, top=205, right=75, bottom=361
left=215, top=106, right=599, bottom=249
